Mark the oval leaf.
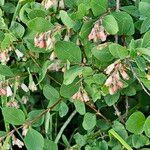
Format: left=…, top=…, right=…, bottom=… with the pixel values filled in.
left=2, top=107, right=25, bottom=125
left=125, top=111, right=145, bottom=134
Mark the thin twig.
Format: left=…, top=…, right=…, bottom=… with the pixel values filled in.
left=125, top=96, right=129, bottom=119
left=86, top=103, right=111, bottom=125
left=115, top=0, right=120, bottom=43
left=128, top=61, right=150, bottom=96
left=0, top=98, right=63, bottom=141
left=54, top=110, right=77, bottom=143
left=113, top=104, right=125, bottom=123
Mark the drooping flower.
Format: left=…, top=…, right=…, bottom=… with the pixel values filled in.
left=28, top=81, right=37, bottom=92
left=21, top=83, right=29, bottom=92
left=72, top=88, right=90, bottom=102
left=88, top=21, right=107, bottom=42
left=22, top=124, right=28, bottom=136
left=0, top=51, right=9, bottom=64
left=104, top=60, right=129, bottom=95
left=6, top=101, right=20, bottom=108
left=15, top=49, right=24, bottom=59
left=6, top=86, right=13, bottom=97
left=12, top=136, right=24, bottom=148
left=21, top=96, right=28, bottom=104
left=34, top=33, right=47, bottom=48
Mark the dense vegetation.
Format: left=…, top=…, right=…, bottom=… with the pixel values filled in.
left=0, top=0, right=150, bottom=149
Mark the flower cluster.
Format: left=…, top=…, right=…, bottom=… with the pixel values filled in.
left=72, top=88, right=90, bottom=102
left=88, top=21, right=108, bottom=42
left=104, top=60, right=129, bottom=95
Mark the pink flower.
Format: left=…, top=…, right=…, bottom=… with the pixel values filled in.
left=120, top=70, right=129, bottom=80
left=105, top=76, right=113, bottom=86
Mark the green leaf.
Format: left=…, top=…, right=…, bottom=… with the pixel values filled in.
left=132, top=134, right=149, bottom=149
left=121, top=5, right=139, bottom=17
left=63, top=66, right=83, bottom=85
left=2, top=107, right=25, bottom=125
left=28, top=9, right=46, bottom=19
left=139, top=1, right=150, bottom=17
left=55, top=41, right=82, bottom=64
left=143, top=116, right=150, bottom=138
left=92, top=44, right=114, bottom=62
left=1, top=33, right=16, bottom=49
left=102, top=15, right=119, bottom=34
left=59, top=102, right=69, bottom=117
left=112, top=121, right=128, bottom=140
left=123, top=86, right=136, bottom=96
left=141, top=17, right=150, bottom=33
left=90, top=0, right=108, bottom=17
left=43, top=139, right=58, bottom=150
left=24, top=128, right=44, bottom=150
left=93, top=73, right=106, bottom=85
left=99, top=140, right=108, bottom=150
left=38, top=60, right=52, bottom=85
left=3, top=2, right=15, bottom=14
left=0, top=0, right=4, bottom=6
left=112, top=12, right=135, bottom=35
left=0, top=64, right=14, bottom=77
left=27, top=17, right=52, bottom=32
left=74, top=133, right=86, bottom=147
left=137, top=48, right=150, bottom=57
left=10, top=22, right=25, bottom=38
left=43, top=84, right=59, bottom=100
left=125, top=111, right=145, bottom=134
left=74, top=100, right=86, bottom=115
left=79, top=20, right=93, bottom=40
left=142, top=30, right=150, bottom=48
left=27, top=110, right=44, bottom=127
left=60, top=80, right=80, bottom=98
left=82, top=112, right=96, bottom=130
left=104, top=92, right=120, bottom=106
left=135, top=56, right=146, bottom=72
left=109, top=43, right=128, bottom=59
left=0, top=18, right=7, bottom=30
left=73, top=3, right=89, bottom=20
left=59, top=10, right=74, bottom=29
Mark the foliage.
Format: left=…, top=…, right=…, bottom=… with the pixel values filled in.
left=0, top=0, right=150, bottom=149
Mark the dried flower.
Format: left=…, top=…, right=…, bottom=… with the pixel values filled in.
left=28, top=81, right=37, bottom=92
left=0, top=51, right=9, bottom=64
left=105, top=76, right=113, bottom=86
left=42, top=0, right=57, bottom=10
left=6, top=86, right=13, bottom=97
left=0, top=88, right=7, bottom=96
left=22, top=124, right=28, bottom=136
left=12, top=136, right=24, bottom=148
left=6, top=101, right=20, bottom=108
left=48, top=60, right=62, bottom=71
left=15, top=49, right=24, bottom=59
left=104, top=60, right=129, bottom=95
left=21, top=83, right=29, bottom=92
left=88, top=22, right=107, bottom=42
left=72, top=89, right=90, bottom=102
left=105, top=63, right=115, bottom=75
left=147, top=74, right=150, bottom=80
left=22, top=96, right=28, bottom=104
left=34, top=33, right=47, bottom=48
left=49, top=52, right=57, bottom=61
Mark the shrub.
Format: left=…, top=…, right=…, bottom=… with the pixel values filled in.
left=0, top=0, right=150, bottom=149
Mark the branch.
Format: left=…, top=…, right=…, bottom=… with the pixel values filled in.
left=0, top=98, right=63, bottom=141
left=54, top=110, right=77, bottom=143
left=115, top=0, right=120, bottom=43
left=128, top=61, right=150, bottom=96
left=113, top=104, right=125, bottom=123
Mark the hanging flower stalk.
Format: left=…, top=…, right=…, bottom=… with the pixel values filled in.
left=104, top=60, right=129, bottom=95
